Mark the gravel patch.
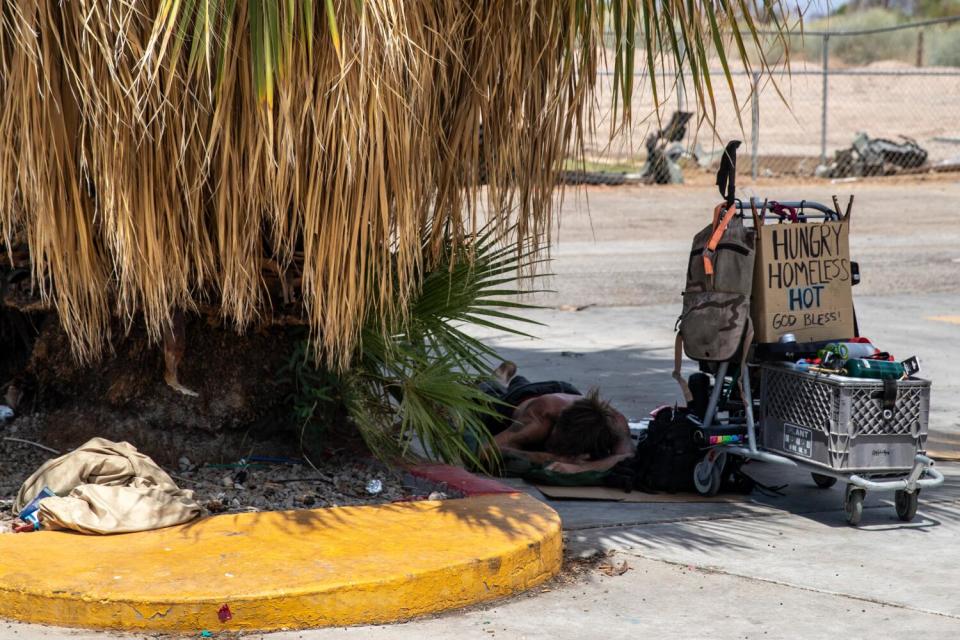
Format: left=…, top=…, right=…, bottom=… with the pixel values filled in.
left=1, top=417, right=451, bottom=533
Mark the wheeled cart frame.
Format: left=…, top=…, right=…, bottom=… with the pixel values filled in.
left=688, top=199, right=944, bottom=526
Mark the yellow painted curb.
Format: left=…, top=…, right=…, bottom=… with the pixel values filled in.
left=0, top=493, right=561, bottom=632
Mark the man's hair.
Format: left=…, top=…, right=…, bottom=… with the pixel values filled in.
left=544, top=389, right=619, bottom=460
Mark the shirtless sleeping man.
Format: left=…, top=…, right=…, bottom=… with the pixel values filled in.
left=480, top=362, right=634, bottom=475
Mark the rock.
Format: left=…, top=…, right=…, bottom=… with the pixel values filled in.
left=221, top=475, right=234, bottom=488
left=205, top=499, right=227, bottom=514
left=178, top=456, right=193, bottom=472
left=4, top=384, right=22, bottom=411
left=428, top=491, right=447, bottom=501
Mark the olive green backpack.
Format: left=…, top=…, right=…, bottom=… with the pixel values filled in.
left=672, top=142, right=757, bottom=402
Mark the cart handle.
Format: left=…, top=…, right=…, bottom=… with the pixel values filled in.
left=735, top=198, right=841, bottom=221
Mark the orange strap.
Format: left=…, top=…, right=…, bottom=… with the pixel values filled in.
left=704, top=203, right=737, bottom=276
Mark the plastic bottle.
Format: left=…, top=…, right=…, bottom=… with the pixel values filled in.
left=845, top=358, right=905, bottom=380
left=830, top=341, right=880, bottom=359
left=16, top=486, right=55, bottom=531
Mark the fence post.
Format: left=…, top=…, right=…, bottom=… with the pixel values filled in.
left=751, top=71, right=760, bottom=180
left=820, top=34, right=830, bottom=166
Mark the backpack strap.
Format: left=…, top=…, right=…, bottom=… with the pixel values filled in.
left=674, top=316, right=754, bottom=410
left=703, top=202, right=737, bottom=276
left=673, top=332, right=694, bottom=403
left=750, top=198, right=765, bottom=229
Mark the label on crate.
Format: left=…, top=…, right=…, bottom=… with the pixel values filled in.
left=783, top=423, right=813, bottom=458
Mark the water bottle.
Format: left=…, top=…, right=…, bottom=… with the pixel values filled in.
left=845, top=358, right=905, bottom=380
left=818, top=341, right=878, bottom=361
left=18, top=486, right=56, bottom=529
left=834, top=341, right=879, bottom=359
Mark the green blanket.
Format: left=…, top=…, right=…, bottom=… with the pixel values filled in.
left=521, top=467, right=611, bottom=487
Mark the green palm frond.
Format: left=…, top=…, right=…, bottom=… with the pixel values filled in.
left=341, top=223, right=544, bottom=464
left=286, top=220, right=538, bottom=465
left=147, top=1, right=793, bottom=125
left=407, top=228, right=548, bottom=372
left=392, top=355, right=501, bottom=468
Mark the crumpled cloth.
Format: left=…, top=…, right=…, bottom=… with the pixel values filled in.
left=14, top=437, right=201, bottom=534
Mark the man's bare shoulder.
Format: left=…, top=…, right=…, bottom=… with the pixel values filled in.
left=514, top=392, right=581, bottom=417
left=494, top=393, right=580, bottom=445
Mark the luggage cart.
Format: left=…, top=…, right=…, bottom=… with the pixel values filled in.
left=689, top=198, right=944, bottom=526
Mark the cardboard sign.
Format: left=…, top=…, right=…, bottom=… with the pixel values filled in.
left=751, top=220, right=855, bottom=344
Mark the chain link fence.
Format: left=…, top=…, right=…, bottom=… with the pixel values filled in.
left=587, top=15, right=960, bottom=181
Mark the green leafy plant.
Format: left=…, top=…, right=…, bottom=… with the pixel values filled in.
left=278, top=337, right=340, bottom=453
left=285, top=224, right=546, bottom=468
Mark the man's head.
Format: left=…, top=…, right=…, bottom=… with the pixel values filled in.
left=544, top=390, right=619, bottom=460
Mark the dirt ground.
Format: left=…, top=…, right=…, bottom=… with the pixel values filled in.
left=0, top=317, right=428, bottom=531
left=587, top=60, right=960, bottom=170
left=0, top=416, right=430, bottom=533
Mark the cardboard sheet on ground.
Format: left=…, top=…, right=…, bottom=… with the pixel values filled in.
left=533, top=484, right=749, bottom=503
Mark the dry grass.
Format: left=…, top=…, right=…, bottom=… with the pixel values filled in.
left=0, top=1, right=789, bottom=368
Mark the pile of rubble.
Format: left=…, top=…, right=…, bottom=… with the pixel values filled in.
left=817, top=132, right=929, bottom=178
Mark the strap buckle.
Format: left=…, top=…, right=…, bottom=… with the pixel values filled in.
left=881, top=379, right=899, bottom=423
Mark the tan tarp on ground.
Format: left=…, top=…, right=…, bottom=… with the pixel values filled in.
left=14, top=437, right=201, bottom=534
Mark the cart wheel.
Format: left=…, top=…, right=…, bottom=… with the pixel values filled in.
left=895, top=489, right=920, bottom=522
left=694, top=452, right=725, bottom=497
left=844, top=485, right=865, bottom=526
left=811, top=473, right=837, bottom=489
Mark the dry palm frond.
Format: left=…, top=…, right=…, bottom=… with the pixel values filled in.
left=0, top=1, right=793, bottom=367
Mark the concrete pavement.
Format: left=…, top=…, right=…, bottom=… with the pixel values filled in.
left=11, top=550, right=960, bottom=639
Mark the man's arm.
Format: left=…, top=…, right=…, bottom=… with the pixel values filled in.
left=496, top=448, right=559, bottom=466
left=545, top=453, right=632, bottom=474
left=493, top=403, right=552, bottom=449
left=489, top=401, right=555, bottom=465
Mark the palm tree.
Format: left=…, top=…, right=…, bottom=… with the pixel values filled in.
left=0, top=1, right=791, bottom=462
